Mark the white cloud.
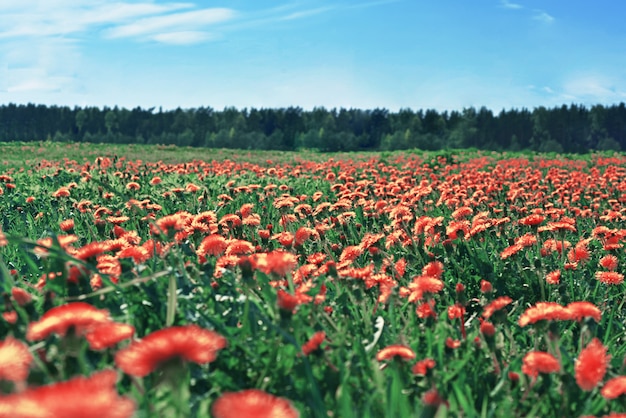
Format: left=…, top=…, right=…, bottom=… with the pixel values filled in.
left=500, top=0, right=523, bottom=10
left=104, top=8, right=235, bottom=40
left=0, top=2, right=195, bottom=39
left=279, top=7, right=335, bottom=21
left=533, top=11, right=555, bottom=24
left=561, top=75, right=626, bottom=102
left=149, top=31, right=215, bottom=45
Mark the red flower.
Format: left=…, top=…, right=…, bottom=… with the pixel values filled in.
left=416, top=300, right=437, bottom=319
left=11, top=287, right=32, bottom=306
left=480, top=320, right=496, bottom=337
left=480, top=280, right=493, bottom=293
left=26, top=302, right=111, bottom=341
left=197, top=234, right=228, bottom=258
left=519, top=214, right=545, bottom=226
left=0, top=370, right=135, bottom=418
left=376, top=344, right=416, bottom=362
left=595, top=271, right=624, bottom=285
left=255, top=251, right=299, bottom=277
left=211, top=389, right=299, bottom=418
left=575, top=338, right=610, bottom=391
left=445, top=337, right=461, bottom=349
left=301, top=331, right=325, bottom=356
left=599, top=255, right=619, bottom=271
left=482, top=296, right=513, bottom=319
left=566, top=301, right=601, bottom=323
left=518, top=302, right=571, bottom=327
left=115, top=325, right=227, bottom=377
left=59, top=219, right=75, bottom=232
left=601, top=376, right=626, bottom=400
left=86, top=322, right=135, bottom=351
left=521, top=351, right=560, bottom=379
left=0, top=337, right=33, bottom=384
left=412, top=358, right=436, bottom=376
left=545, top=270, right=561, bottom=285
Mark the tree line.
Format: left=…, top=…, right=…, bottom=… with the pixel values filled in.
left=0, top=102, right=624, bottom=153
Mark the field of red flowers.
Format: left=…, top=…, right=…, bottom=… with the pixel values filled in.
left=0, top=144, right=625, bottom=417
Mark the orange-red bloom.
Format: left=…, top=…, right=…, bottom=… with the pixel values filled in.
left=566, top=301, right=602, bottom=323
left=521, top=351, right=561, bottom=379
left=595, top=271, right=624, bottom=285
left=0, top=337, right=33, bottom=384
left=599, top=255, right=619, bottom=271
left=26, top=302, right=111, bottom=341
left=115, top=325, right=227, bottom=377
left=412, top=358, right=436, bottom=376
left=518, top=302, right=571, bottom=327
left=86, top=322, right=135, bottom=351
left=575, top=338, right=610, bottom=391
left=211, top=389, right=299, bottom=418
left=601, top=376, right=626, bottom=400
left=376, top=344, right=416, bottom=362
left=0, top=370, right=135, bottom=418
left=482, top=296, right=513, bottom=319
left=302, top=331, right=326, bottom=356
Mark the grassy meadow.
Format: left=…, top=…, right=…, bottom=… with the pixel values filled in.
left=0, top=141, right=625, bottom=417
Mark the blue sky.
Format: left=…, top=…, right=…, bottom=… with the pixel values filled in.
left=1, top=0, right=625, bottom=111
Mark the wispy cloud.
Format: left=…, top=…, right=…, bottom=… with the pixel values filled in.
left=533, top=11, right=555, bottom=24
left=278, top=7, right=336, bottom=21
left=0, top=2, right=196, bottom=39
left=500, top=0, right=523, bottom=10
left=104, top=8, right=235, bottom=42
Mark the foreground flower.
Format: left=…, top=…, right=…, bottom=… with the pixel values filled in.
left=26, top=302, right=111, bottom=341
left=85, top=322, right=135, bottom=351
left=376, top=344, right=416, bottom=362
left=601, top=376, right=626, bottom=400
left=575, top=338, right=610, bottom=391
left=211, top=389, right=299, bottom=418
left=521, top=351, right=561, bottom=380
left=0, top=337, right=33, bottom=384
left=566, top=301, right=602, bottom=323
left=412, top=358, right=436, bottom=376
left=115, top=325, right=227, bottom=377
left=0, top=370, right=134, bottom=418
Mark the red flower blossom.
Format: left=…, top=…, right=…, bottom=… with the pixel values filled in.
left=197, top=234, right=228, bottom=258
left=521, top=351, right=560, bottom=379
left=86, top=322, right=135, bottom=351
left=255, top=251, right=299, bottom=277
left=11, top=287, right=32, bottom=306
left=422, top=261, right=444, bottom=278
left=480, top=320, right=496, bottom=337
left=599, top=255, right=619, bottom=271
left=519, top=214, right=545, bottom=226
left=575, top=338, right=610, bottom=391
left=211, top=389, right=299, bottom=418
left=445, top=337, right=461, bottom=349
left=595, top=271, right=624, bottom=285
left=412, top=358, right=436, bottom=376
left=601, top=376, right=626, bottom=400
left=566, top=301, right=601, bottom=322
left=59, top=219, right=75, bottom=232
left=482, top=296, right=513, bottom=319
left=115, top=325, right=227, bottom=377
left=26, top=302, right=111, bottom=341
left=545, top=270, right=561, bottom=285
left=302, top=331, right=325, bottom=356
left=416, top=300, right=437, bottom=319
left=376, top=344, right=416, bottom=362
left=480, top=280, right=493, bottom=293
left=500, top=244, right=523, bottom=259
left=422, top=388, right=446, bottom=407
left=518, top=302, right=571, bottom=327
left=0, top=337, right=33, bottom=384
left=0, top=370, right=135, bottom=418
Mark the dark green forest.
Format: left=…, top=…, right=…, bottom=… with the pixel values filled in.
left=1, top=102, right=624, bottom=153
